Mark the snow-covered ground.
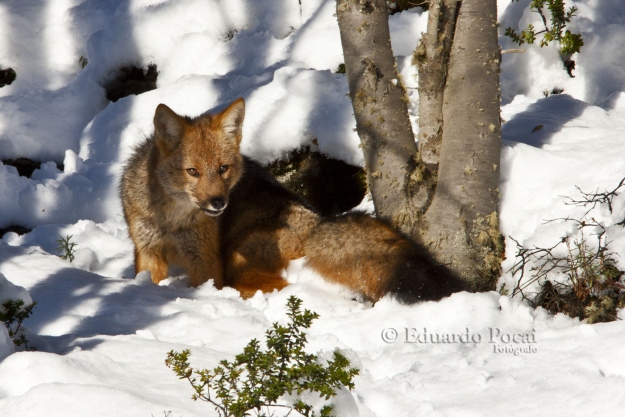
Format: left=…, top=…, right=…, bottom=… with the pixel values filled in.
left=1, top=0, right=625, bottom=415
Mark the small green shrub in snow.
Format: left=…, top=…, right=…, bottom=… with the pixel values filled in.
left=55, top=234, right=77, bottom=263
left=166, top=296, right=358, bottom=417
left=0, top=299, right=36, bottom=350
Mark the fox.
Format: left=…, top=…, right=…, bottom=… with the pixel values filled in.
left=120, top=98, right=464, bottom=302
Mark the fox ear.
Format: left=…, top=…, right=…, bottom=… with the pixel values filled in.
left=216, top=98, right=245, bottom=142
left=154, top=104, right=185, bottom=152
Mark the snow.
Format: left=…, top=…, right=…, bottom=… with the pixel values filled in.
left=1, top=0, right=625, bottom=416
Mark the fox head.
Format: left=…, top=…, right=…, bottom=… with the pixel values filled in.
left=152, top=98, right=245, bottom=216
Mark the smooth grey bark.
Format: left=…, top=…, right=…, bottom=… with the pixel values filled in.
left=335, top=0, right=422, bottom=237
left=422, top=0, right=504, bottom=291
left=336, top=0, right=504, bottom=292
left=414, top=0, right=459, bottom=171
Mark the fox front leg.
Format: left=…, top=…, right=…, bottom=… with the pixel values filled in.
left=135, top=247, right=169, bottom=284
left=171, top=230, right=223, bottom=288
left=187, top=254, right=223, bottom=288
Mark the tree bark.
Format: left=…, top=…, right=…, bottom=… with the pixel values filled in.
left=336, top=0, right=504, bottom=292
left=414, top=0, right=459, bottom=171
left=422, top=0, right=504, bottom=291
left=335, top=0, right=422, bottom=237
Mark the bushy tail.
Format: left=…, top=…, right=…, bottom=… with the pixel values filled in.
left=304, top=212, right=465, bottom=303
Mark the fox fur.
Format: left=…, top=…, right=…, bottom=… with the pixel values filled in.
left=120, top=99, right=463, bottom=302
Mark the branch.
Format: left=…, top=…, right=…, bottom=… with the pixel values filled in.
left=509, top=236, right=569, bottom=299
left=533, top=6, right=551, bottom=33
left=563, top=177, right=625, bottom=216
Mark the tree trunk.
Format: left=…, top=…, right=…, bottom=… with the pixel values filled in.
left=335, top=0, right=424, bottom=237
left=414, top=0, right=459, bottom=172
left=422, top=0, right=503, bottom=291
left=336, top=0, right=504, bottom=292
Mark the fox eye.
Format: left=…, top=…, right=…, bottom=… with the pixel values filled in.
left=219, top=165, right=229, bottom=174
left=186, top=168, right=199, bottom=177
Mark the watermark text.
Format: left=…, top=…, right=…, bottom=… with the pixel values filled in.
left=381, top=327, right=537, bottom=355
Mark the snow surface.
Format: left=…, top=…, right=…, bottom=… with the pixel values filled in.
left=1, top=0, right=625, bottom=416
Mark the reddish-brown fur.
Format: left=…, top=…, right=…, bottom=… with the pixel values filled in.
left=121, top=99, right=463, bottom=303
left=120, top=100, right=245, bottom=288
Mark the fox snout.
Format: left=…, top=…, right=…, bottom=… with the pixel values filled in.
left=200, top=196, right=227, bottom=216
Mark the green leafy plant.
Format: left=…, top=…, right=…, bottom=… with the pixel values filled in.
left=166, top=296, right=359, bottom=417
left=55, top=234, right=77, bottom=262
left=505, top=0, right=583, bottom=76
left=0, top=299, right=36, bottom=349
left=505, top=0, right=583, bottom=55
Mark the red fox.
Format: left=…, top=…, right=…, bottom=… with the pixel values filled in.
left=120, top=99, right=463, bottom=302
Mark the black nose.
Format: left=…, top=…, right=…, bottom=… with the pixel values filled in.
left=210, top=197, right=226, bottom=211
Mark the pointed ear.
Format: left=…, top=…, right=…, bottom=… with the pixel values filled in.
left=154, top=104, right=185, bottom=152
left=216, top=98, right=245, bottom=142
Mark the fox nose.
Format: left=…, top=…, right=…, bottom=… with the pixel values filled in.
left=200, top=197, right=228, bottom=216
left=209, top=197, right=226, bottom=211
